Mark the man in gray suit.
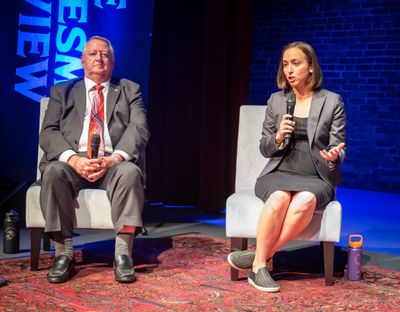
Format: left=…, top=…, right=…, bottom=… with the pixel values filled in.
left=39, top=36, right=149, bottom=283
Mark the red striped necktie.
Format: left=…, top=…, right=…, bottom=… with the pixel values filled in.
left=87, top=84, right=105, bottom=158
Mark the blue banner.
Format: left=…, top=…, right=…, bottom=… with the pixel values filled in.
left=1, top=0, right=154, bottom=181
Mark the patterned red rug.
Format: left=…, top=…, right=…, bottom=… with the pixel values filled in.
left=0, top=234, right=399, bottom=311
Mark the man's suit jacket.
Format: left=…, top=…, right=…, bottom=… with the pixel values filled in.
left=39, top=77, right=150, bottom=179
left=257, top=89, right=346, bottom=188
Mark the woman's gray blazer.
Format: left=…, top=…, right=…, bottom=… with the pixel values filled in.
left=257, top=89, right=346, bottom=188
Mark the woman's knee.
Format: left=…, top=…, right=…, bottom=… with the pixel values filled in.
left=299, top=191, right=317, bottom=206
left=266, top=191, right=291, bottom=213
left=291, top=192, right=316, bottom=214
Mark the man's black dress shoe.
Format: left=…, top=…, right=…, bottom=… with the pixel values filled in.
left=114, top=255, right=136, bottom=283
left=47, top=255, right=74, bottom=283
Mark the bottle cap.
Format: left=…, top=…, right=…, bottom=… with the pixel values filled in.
left=348, top=234, right=363, bottom=248
left=5, top=210, right=19, bottom=222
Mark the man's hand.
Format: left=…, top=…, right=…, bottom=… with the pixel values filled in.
left=67, top=155, right=102, bottom=182
left=86, top=153, right=124, bottom=181
left=320, top=143, right=345, bottom=163
left=68, top=154, right=124, bottom=182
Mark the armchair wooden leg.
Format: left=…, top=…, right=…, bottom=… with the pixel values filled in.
left=43, top=232, right=51, bottom=251
left=230, top=237, right=248, bottom=281
left=30, top=228, right=42, bottom=271
left=323, top=241, right=335, bottom=286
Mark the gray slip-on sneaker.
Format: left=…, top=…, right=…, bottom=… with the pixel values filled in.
left=227, top=249, right=255, bottom=270
left=248, top=267, right=280, bottom=292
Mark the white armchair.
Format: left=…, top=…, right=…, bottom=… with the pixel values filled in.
left=225, top=105, right=342, bottom=286
left=26, top=98, right=115, bottom=271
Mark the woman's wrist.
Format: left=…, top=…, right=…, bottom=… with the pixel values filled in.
left=274, top=135, right=285, bottom=150
left=275, top=133, right=284, bottom=145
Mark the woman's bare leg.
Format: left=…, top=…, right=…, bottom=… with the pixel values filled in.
left=252, top=191, right=292, bottom=272
left=266, top=191, right=316, bottom=259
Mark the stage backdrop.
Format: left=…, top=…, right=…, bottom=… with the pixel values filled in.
left=249, top=0, right=400, bottom=193
left=0, top=0, right=154, bottom=183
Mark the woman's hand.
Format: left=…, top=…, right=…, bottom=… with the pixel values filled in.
left=275, top=114, right=295, bottom=144
left=320, top=143, right=345, bottom=163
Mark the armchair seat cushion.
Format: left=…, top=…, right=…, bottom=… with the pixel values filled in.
left=226, top=190, right=263, bottom=238
left=226, top=190, right=341, bottom=242
left=26, top=185, right=114, bottom=229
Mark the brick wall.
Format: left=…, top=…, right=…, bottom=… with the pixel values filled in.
left=250, top=0, right=400, bottom=192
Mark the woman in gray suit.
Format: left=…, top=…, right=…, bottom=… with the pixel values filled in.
left=228, top=42, right=346, bottom=292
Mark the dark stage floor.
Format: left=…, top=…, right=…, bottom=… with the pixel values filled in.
left=1, top=186, right=399, bottom=272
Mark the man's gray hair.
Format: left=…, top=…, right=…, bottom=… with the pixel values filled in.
left=82, top=36, right=115, bottom=59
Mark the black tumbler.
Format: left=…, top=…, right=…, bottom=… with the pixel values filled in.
left=3, top=210, right=20, bottom=254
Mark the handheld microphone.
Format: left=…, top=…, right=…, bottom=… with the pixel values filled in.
left=285, top=91, right=296, bottom=145
left=90, top=134, right=100, bottom=159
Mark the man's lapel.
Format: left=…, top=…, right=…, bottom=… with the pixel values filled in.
left=72, top=79, right=87, bottom=127
left=107, top=78, right=121, bottom=124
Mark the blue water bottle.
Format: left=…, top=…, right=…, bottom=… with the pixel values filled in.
left=347, top=234, right=363, bottom=281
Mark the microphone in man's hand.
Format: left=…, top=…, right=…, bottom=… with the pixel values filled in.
left=285, top=90, right=296, bottom=145
left=90, top=134, right=100, bottom=159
